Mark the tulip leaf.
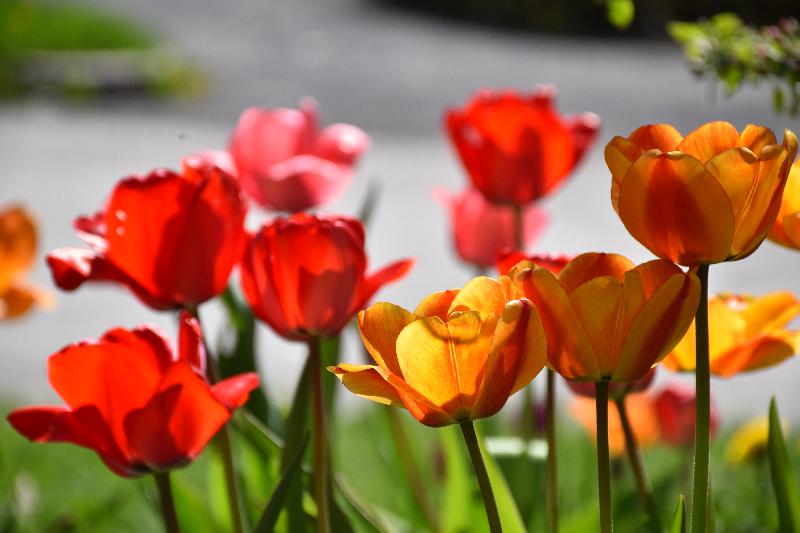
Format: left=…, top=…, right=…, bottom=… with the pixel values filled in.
left=474, top=425, right=527, bottom=533
left=281, top=355, right=313, bottom=532
left=441, top=427, right=474, bottom=533
left=767, top=397, right=800, bottom=532
left=254, top=433, right=309, bottom=533
left=669, top=495, right=686, bottom=533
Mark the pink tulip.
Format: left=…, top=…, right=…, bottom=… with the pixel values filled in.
left=229, top=98, right=370, bottom=212
left=433, top=187, right=549, bottom=268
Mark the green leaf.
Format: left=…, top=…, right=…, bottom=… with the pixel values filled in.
left=475, top=426, right=527, bottom=533
left=441, top=427, right=473, bottom=533
left=172, top=473, right=221, bottom=533
left=281, top=355, right=313, bottom=532
left=606, top=0, right=634, bottom=30
left=669, top=495, right=686, bottom=533
left=767, top=397, right=800, bottom=532
left=254, top=434, right=309, bottom=533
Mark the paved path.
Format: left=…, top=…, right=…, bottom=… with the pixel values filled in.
left=3, top=0, right=800, bottom=422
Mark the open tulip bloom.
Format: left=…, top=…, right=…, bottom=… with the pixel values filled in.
left=229, top=98, right=370, bottom=212
left=0, top=205, right=50, bottom=319
left=769, top=158, right=800, bottom=250
left=7, top=312, right=258, bottom=531
left=332, top=275, right=546, bottom=531
left=47, top=156, right=247, bottom=310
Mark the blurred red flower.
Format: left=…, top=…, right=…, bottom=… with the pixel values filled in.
left=240, top=213, right=413, bottom=340
left=445, top=86, right=599, bottom=205
left=496, top=251, right=573, bottom=276
left=230, top=98, right=370, bottom=212
left=47, top=156, right=247, bottom=310
left=7, top=312, right=258, bottom=477
left=654, top=384, right=719, bottom=447
left=432, top=187, right=548, bottom=268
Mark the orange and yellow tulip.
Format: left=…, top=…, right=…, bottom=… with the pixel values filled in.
left=769, top=159, right=800, bottom=250
left=606, top=122, right=797, bottom=265
left=330, top=276, right=546, bottom=427
left=506, top=253, right=699, bottom=382
left=0, top=205, right=49, bottom=319
left=662, top=292, right=800, bottom=377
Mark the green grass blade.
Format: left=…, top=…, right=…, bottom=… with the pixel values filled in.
left=254, top=434, right=309, bottom=533
left=669, top=495, right=685, bottom=533
left=768, top=397, right=800, bottom=532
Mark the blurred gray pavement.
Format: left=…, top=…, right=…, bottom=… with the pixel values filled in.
left=3, top=0, right=800, bottom=423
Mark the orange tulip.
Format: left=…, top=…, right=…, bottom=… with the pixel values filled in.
left=570, top=393, right=660, bottom=456
left=329, top=276, right=546, bottom=427
left=769, top=159, right=800, bottom=250
left=606, top=122, right=797, bottom=265
left=662, top=292, right=800, bottom=377
left=507, top=253, right=699, bottom=382
left=0, top=206, right=49, bottom=319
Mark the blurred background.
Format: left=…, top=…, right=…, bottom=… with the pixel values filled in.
left=3, top=0, right=800, bottom=422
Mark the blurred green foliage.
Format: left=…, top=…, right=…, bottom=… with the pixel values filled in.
left=0, top=0, right=202, bottom=99
left=3, top=399, right=799, bottom=532
left=670, top=14, right=800, bottom=115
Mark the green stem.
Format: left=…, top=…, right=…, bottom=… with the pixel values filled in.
left=596, top=380, right=613, bottom=533
left=616, top=395, right=662, bottom=531
left=460, top=421, right=502, bottom=533
left=386, top=409, right=439, bottom=532
left=154, top=472, right=181, bottom=533
left=188, top=308, right=248, bottom=533
left=310, top=337, right=332, bottom=533
left=691, top=264, right=711, bottom=533
left=546, top=369, right=559, bottom=533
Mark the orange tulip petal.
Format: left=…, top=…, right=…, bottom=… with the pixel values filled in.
left=605, top=136, right=643, bottom=213
left=618, top=151, right=735, bottom=265
left=677, top=121, right=740, bottom=163
left=741, top=292, right=800, bottom=336
left=414, top=288, right=459, bottom=320
left=628, top=124, right=683, bottom=152
left=559, top=252, right=632, bottom=293
left=568, top=277, right=624, bottom=376
left=329, top=364, right=403, bottom=406
left=447, top=276, right=505, bottom=316
left=740, top=125, right=778, bottom=156
left=711, top=335, right=797, bottom=377
left=0, top=284, right=37, bottom=319
left=447, top=311, right=498, bottom=409
left=0, top=206, right=37, bottom=292
left=357, top=303, right=417, bottom=375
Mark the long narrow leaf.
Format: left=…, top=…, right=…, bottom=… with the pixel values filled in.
left=254, top=434, right=309, bottom=533
left=281, top=356, right=313, bottom=531
left=767, top=397, right=800, bottom=532
left=669, top=495, right=685, bottom=533
left=474, top=426, right=527, bottom=533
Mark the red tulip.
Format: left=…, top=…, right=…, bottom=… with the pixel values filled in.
left=445, top=86, right=600, bottom=205
left=654, top=384, right=719, bottom=447
left=432, top=187, right=548, bottom=268
left=7, top=312, right=259, bottom=477
left=47, top=156, right=247, bottom=310
left=229, top=98, right=370, bottom=212
left=240, top=213, right=413, bottom=340
left=496, top=251, right=573, bottom=277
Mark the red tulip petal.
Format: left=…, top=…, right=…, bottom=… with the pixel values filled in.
left=178, top=311, right=206, bottom=376
left=356, top=258, right=414, bottom=311
left=211, top=372, right=260, bottom=411
left=314, top=123, right=370, bottom=166
left=260, top=155, right=354, bottom=212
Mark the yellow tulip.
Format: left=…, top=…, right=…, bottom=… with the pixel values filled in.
left=769, top=159, right=800, bottom=250
left=663, top=292, right=800, bottom=377
left=606, top=122, right=797, bottom=266
left=330, top=276, right=546, bottom=427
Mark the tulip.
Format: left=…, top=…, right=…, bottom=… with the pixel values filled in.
left=662, top=292, right=800, bottom=377
left=446, top=86, right=600, bottom=205
left=496, top=251, right=572, bottom=276
left=7, top=312, right=259, bottom=477
left=507, top=252, right=699, bottom=382
left=654, top=384, right=719, bottom=448
left=240, top=212, right=413, bottom=341
left=0, top=205, right=50, bottom=319
left=433, top=187, right=549, bottom=268
left=229, top=98, right=370, bottom=212
left=724, top=416, right=784, bottom=465
left=769, top=159, right=800, bottom=250
left=47, top=156, right=247, bottom=310
left=606, top=122, right=798, bottom=265
left=330, top=275, right=546, bottom=426
left=567, top=367, right=656, bottom=399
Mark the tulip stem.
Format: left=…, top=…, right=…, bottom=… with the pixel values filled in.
left=460, top=420, right=502, bottom=533
left=691, top=264, right=711, bottom=533
left=385, top=408, right=439, bottom=532
left=546, top=368, right=559, bottom=533
left=596, top=380, right=613, bottom=533
left=189, top=308, right=248, bottom=533
left=154, top=472, right=181, bottom=533
left=310, top=337, right=333, bottom=533
left=616, top=395, right=662, bottom=531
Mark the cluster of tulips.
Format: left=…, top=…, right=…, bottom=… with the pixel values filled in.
left=4, top=86, right=800, bottom=533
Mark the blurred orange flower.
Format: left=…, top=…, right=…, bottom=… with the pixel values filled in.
left=662, top=292, right=800, bottom=377
left=506, top=253, right=699, bottom=382
left=769, top=159, right=800, bottom=250
left=0, top=205, right=49, bottom=319
left=606, top=122, right=797, bottom=265
left=330, top=276, right=546, bottom=427
left=570, top=393, right=660, bottom=456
